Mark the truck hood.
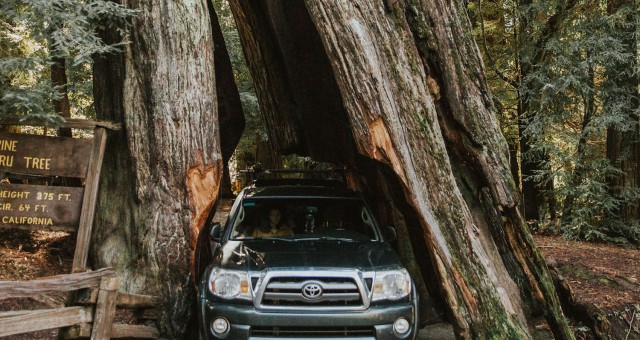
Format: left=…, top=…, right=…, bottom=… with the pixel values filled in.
left=214, top=239, right=402, bottom=272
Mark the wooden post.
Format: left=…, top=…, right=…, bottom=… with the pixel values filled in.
left=72, top=127, right=107, bottom=272
left=90, top=276, right=119, bottom=340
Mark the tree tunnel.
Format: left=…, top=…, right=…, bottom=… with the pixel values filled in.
left=224, top=1, right=572, bottom=338
left=90, top=0, right=573, bottom=339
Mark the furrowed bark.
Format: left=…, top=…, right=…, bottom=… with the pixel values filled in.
left=303, top=1, right=527, bottom=337
left=227, top=1, right=302, bottom=154
left=226, top=0, right=572, bottom=338
left=208, top=0, right=245, bottom=197
left=303, top=0, right=572, bottom=338
left=606, top=0, right=640, bottom=223
left=92, top=0, right=222, bottom=337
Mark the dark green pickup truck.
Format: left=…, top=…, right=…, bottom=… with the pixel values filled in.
left=197, top=178, right=418, bottom=339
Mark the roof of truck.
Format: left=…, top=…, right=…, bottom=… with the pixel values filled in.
left=243, top=178, right=359, bottom=198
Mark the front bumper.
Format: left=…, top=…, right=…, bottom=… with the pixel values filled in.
left=198, top=299, right=418, bottom=340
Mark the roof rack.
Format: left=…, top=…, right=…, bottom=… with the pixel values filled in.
left=251, top=178, right=346, bottom=188
left=239, top=163, right=348, bottom=182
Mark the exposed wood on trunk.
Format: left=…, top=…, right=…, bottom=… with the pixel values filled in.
left=92, top=0, right=222, bottom=337
left=408, top=1, right=572, bottom=337
left=186, top=151, right=222, bottom=282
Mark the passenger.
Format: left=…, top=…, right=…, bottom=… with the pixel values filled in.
left=252, top=209, right=294, bottom=237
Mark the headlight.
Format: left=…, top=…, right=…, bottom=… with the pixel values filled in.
left=208, top=268, right=252, bottom=300
left=372, top=269, right=411, bottom=301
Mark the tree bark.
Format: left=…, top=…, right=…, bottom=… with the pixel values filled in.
left=605, top=0, right=640, bottom=222
left=562, top=63, right=596, bottom=222
left=517, top=0, right=578, bottom=222
left=208, top=0, right=245, bottom=197
left=92, top=0, right=224, bottom=337
left=229, top=0, right=573, bottom=338
left=51, top=57, right=73, bottom=137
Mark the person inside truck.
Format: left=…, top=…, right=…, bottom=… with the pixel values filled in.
left=252, top=208, right=294, bottom=237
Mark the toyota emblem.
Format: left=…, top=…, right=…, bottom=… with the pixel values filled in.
left=301, top=282, right=323, bottom=300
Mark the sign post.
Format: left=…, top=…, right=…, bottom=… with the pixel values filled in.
left=0, top=121, right=116, bottom=272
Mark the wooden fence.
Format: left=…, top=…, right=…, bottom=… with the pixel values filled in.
left=0, top=268, right=160, bottom=339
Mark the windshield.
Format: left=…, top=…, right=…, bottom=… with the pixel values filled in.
left=229, top=197, right=379, bottom=241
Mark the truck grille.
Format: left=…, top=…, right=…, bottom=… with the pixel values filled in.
left=260, top=276, right=364, bottom=307
left=251, top=326, right=375, bottom=337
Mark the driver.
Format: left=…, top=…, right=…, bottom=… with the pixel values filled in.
left=252, top=209, right=294, bottom=237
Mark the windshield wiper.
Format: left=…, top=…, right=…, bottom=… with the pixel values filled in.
left=294, top=236, right=356, bottom=242
left=239, top=236, right=294, bottom=242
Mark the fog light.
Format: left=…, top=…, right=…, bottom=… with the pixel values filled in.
left=211, top=317, right=229, bottom=336
left=393, top=317, right=410, bottom=334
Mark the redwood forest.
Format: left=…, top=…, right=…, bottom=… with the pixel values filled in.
left=0, top=0, right=638, bottom=339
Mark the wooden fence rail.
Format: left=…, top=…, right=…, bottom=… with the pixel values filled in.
left=0, top=268, right=159, bottom=339
left=0, top=268, right=114, bottom=299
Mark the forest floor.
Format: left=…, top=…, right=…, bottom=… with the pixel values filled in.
left=0, top=229, right=638, bottom=339
left=535, top=236, right=640, bottom=340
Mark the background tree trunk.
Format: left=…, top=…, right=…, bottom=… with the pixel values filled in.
left=92, top=0, right=229, bottom=337
left=606, top=0, right=639, bottom=222
left=229, top=0, right=572, bottom=338
left=517, top=0, right=577, bottom=223
left=208, top=0, right=245, bottom=198
left=51, top=57, right=73, bottom=138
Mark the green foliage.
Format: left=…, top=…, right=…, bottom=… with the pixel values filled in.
left=522, top=1, right=640, bottom=243
left=212, top=0, right=268, bottom=179
left=0, top=0, right=136, bottom=124
left=469, top=0, right=640, bottom=245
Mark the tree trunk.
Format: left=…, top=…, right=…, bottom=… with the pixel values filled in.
left=51, top=57, right=82, bottom=187
left=518, top=0, right=577, bottom=222
left=208, top=0, right=245, bottom=198
left=92, top=0, right=225, bottom=337
left=562, top=63, right=596, bottom=222
left=229, top=0, right=572, bottom=338
left=605, top=0, right=639, bottom=222
left=51, top=57, right=73, bottom=138
left=254, top=134, right=281, bottom=170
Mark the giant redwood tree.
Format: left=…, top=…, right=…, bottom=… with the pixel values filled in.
left=229, top=0, right=573, bottom=338
left=91, top=0, right=572, bottom=338
left=91, top=0, right=242, bottom=337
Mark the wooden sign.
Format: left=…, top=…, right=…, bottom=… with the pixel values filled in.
left=0, top=131, right=92, bottom=178
left=0, top=124, right=111, bottom=272
left=0, top=183, right=84, bottom=231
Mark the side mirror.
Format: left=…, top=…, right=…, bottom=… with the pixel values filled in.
left=384, top=225, right=397, bottom=242
left=210, top=223, right=222, bottom=242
